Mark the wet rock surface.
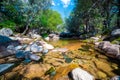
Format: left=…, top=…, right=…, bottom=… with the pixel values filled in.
left=0, top=34, right=120, bottom=80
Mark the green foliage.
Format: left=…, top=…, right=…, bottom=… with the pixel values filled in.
left=40, top=14, right=48, bottom=27
left=111, top=37, right=120, bottom=44
left=0, top=0, right=63, bottom=33
left=1, top=0, right=52, bottom=32
left=39, top=10, right=63, bottom=32
left=0, top=20, right=16, bottom=31
left=47, top=10, right=63, bottom=31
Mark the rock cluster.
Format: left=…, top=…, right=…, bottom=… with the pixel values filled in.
left=0, top=28, right=120, bottom=80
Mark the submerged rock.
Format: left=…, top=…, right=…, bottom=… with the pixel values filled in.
left=0, top=63, right=14, bottom=75
left=21, top=64, right=50, bottom=79
left=69, top=68, right=94, bottom=80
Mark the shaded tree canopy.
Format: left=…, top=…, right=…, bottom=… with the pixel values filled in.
left=66, top=0, right=120, bottom=36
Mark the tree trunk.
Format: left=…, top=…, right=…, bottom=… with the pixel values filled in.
left=21, top=23, right=29, bottom=35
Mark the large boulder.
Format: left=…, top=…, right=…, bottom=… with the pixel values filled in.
left=111, top=29, right=120, bottom=36
left=96, top=41, right=120, bottom=59
left=0, top=28, right=13, bottom=36
left=69, top=68, right=94, bottom=80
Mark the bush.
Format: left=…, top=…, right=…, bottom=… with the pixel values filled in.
left=0, top=20, right=16, bottom=31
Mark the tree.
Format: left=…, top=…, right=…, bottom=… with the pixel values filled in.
left=66, top=0, right=120, bottom=36
left=39, top=10, right=63, bottom=33
left=0, top=0, right=52, bottom=34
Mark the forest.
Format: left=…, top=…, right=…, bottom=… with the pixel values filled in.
left=0, top=0, right=120, bottom=80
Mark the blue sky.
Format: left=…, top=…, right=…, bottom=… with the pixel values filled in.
left=51, top=0, right=75, bottom=20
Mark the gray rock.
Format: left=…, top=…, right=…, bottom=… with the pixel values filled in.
left=0, top=45, right=16, bottom=58
left=0, top=63, right=14, bottom=74
left=15, top=46, right=23, bottom=50
left=97, top=41, right=111, bottom=50
left=15, top=50, right=40, bottom=61
left=111, top=29, right=120, bottom=36
left=0, top=50, right=16, bottom=58
left=48, top=34, right=59, bottom=41
left=29, top=54, right=40, bottom=61
left=15, top=45, right=27, bottom=50
left=96, top=41, right=120, bottom=59
left=70, top=68, right=94, bottom=80
left=7, top=45, right=16, bottom=54
left=30, top=43, right=43, bottom=52
left=106, top=44, right=120, bottom=57
left=7, top=45, right=15, bottom=50
left=0, top=28, right=13, bottom=36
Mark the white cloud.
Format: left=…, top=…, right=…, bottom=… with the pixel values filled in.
left=61, top=0, right=71, bottom=8
left=52, top=0, right=55, bottom=6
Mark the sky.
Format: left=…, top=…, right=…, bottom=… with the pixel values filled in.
left=51, top=0, right=75, bottom=20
